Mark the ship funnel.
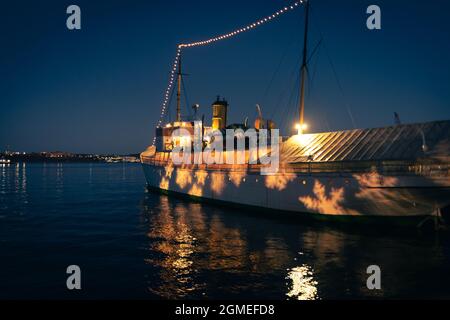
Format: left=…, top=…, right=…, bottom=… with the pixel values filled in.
left=212, top=96, right=228, bottom=130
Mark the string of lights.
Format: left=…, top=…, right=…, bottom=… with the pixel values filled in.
left=152, top=0, right=306, bottom=145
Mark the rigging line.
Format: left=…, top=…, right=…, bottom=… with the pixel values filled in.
left=324, top=46, right=357, bottom=129
left=271, top=48, right=303, bottom=124
left=306, top=39, right=323, bottom=97
left=152, top=0, right=307, bottom=145
left=309, top=40, right=322, bottom=95
left=280, top=72, right=301, bottom=135
left=323, top=112, right=331, bottom=132
left=307, top=39, right=322, bottom=65
left=306, top=37, right=323, bottom=96
left=308, top=45, right=333, bottom=133
left=310, top=8, right=357, bottom=129
left=166, top=76, right=177, bottom=123
left=267, top=34, right=303, bottom=121
left=181, top=76, right=191, bottom=119
left=307, top=65, right=312, bottom=97
left=274, top=67, right=301, bottom=131
left=263, top=36, right=296, bottom=113
left=267, top=44, right=299, bottom=121
left=309, top=46, right=331, bottom=133
left=287, top=77, right=301, bottom=135
left=263, top=17, right=303, bottom=115
left=274, top=14, right=317, bottom=126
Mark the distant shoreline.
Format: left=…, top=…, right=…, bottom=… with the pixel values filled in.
left=1, top=153, right=141, bottom=164
left=1, top=160, right=141, bottom=164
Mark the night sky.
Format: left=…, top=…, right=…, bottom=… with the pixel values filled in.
left=1, top=0, right=449, bottom=154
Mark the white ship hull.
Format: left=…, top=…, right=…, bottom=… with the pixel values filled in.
left=142, top=162, right=450, bottom=219
left=142, top=120, right=450, bottom=223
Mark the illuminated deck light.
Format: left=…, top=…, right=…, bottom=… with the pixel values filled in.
left=295, top=123, right=308, bottom=135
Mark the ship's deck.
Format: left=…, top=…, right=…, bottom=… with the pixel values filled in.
left=280, top=120, right=450, bottom=163
left=141, top=155, right=448, bottom=179
left=142, top=120, right=449, bottom=177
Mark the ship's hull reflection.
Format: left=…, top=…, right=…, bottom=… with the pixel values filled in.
left=140, top=193, right=448, bottom=300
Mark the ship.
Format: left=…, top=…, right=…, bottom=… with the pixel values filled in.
left=141, top=1, right=450, bottom=227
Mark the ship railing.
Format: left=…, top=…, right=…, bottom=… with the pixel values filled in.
left=286, top=160, right=449, bottom=177
left=141, top=155, right=449, bottom=177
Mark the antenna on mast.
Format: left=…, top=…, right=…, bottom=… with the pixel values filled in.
left=298, top=0, right=310, bottom=135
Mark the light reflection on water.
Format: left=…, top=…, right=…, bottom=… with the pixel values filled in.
left=1, top=163, right=450, bottom=299
left=286, top=265, right=319, bottom=300
left=142, top=194, right=321, bottom=299
left=140, top=188, right=450, bottom=300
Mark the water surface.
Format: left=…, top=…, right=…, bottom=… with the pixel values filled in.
left=1, top=163, right=449, bottom=299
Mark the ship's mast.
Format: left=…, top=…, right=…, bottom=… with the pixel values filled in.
left=298, top=0, right=310, bottom=134
left=176, top=54, right=182, bottom=122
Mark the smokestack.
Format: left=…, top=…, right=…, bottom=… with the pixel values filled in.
left=211, top=95, right=228, bottom=130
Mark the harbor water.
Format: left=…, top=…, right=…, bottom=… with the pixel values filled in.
left=1, top=162, right=450, bottom=299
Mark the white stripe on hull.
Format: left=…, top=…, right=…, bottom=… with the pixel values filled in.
left=142, top=163, right=450, bottom=217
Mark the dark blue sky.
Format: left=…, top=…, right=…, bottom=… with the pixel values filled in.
left=1, top=0, right=449, bottom=154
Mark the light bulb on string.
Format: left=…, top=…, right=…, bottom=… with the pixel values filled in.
left=151, top=0, right=305, bottom=145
